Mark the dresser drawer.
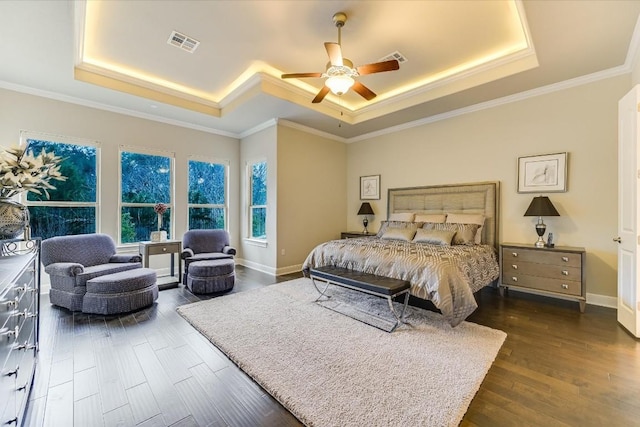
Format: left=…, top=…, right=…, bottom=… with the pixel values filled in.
left=502, top=274, right=582, bottom=296
left=502, top=261, right=582, bottom=281
left=146, top=242, right=181, bottom=256
left=502, top=247, right=581, bottom=268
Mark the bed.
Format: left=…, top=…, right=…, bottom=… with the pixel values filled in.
left=302, top=182, right=500, bottom=326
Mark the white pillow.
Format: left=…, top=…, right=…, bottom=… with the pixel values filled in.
left=388, top=212, right=415, bottom=222
left=414, top=213, right=446, bottom=223
left=446, top=213, right=485, bottom=244
left=380, top=227, right=417, bottom=242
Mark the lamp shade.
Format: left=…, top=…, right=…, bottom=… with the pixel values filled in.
left=357, top=202, right=374, bottom=215
left=524, top=196, right=560, bottom=217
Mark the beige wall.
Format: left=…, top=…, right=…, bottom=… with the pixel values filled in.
left=276, top=124, right=347, bottom=272
left=347, top=75, right=631, bottom=298
left=0, top=87, right=240, bottom=262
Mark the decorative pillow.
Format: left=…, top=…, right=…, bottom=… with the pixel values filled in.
left=446, top=213, right=485, bottom=244
left=388, top=212, right=415, bottom=222
left=412, top=228, right=455, bottom=246
left=381, top=227, right=417, bottom=242
left=414, top=213, right=446, bottom=223
left=423, top=222, right=480, bottom=245
left=376, top=220, right=421, bottom=238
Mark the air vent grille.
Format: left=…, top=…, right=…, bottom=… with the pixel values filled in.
left=167, top=31, right=200, bottom=53
left=380, top=51, right=407, bottom=64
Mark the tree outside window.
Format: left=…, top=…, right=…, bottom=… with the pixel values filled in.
left=120, top=150, right=172, bottom=243
left=25, top=136, right=98, bottom=239
left=250, top=161, right=267, bottom=239
left=188, top=159, right=227, bottom=230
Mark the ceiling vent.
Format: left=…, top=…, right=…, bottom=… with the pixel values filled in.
left=167, top=31, right=200, bottom=53
left=379, top=51, right=407, bottom=64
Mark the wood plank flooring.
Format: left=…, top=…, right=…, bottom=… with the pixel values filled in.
left=25, top=266, right=640, bottom=426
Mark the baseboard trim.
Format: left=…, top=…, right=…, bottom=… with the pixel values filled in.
left=276, top=264, right=303, bottom=276
left=235, top=258, right=276, bottom=275
left=586, top=293, right=617, bottom=309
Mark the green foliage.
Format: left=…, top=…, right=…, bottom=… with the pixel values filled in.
left=121, top=211, right=136, bottom=243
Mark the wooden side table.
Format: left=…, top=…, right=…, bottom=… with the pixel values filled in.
left=139, top=240, right=182, bottom=290
left=341, top=231, right=375, bottom=239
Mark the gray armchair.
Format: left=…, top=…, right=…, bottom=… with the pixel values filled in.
left=41, top=233, right=142, bottom=311
left=181, top=229, right=236, bottom=284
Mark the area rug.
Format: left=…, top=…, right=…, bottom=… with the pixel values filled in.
left=177, top=278, right=506, bottom=427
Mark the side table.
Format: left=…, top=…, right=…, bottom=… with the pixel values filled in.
left=139, top=240, right=182, bottom=290
left=341, top=231, right=375, bottom=239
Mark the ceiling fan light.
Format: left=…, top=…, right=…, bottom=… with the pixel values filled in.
left=325, top=75, right=354, bottom=95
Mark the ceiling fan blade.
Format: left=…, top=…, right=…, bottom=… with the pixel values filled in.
left=312, top=86, right=330, bottom=103
left=281, top=72, right=323, bottom=79
left=352, top=81, right=376, bottom=101
left=324, top=42, right=343, bottom=66
left=356, top=59, right=400, bottom=75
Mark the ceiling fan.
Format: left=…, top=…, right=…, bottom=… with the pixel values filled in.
left=281, top=12, right=400, bottom=104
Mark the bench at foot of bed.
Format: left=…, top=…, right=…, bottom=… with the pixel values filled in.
left=309, top=266, right=410, bottom=332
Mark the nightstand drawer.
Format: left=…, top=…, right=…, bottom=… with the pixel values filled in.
left=146, top=242, right=181, bottom=255
left=502, top=274, right=582, bottom=296
left=502, top=261, right=581, bottom=281
left=502, top=248, right=581, bottom=268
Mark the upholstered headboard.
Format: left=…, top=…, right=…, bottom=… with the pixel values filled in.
left=387, top=181, right=500, bottom=249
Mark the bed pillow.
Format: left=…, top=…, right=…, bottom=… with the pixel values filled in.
left=414, top=213, right=446, bottom=223
left=446, top=213, right=485, bottom=244
left=388, top=212, right=415, bottom=222
left=380, top=227, right=417, bottom=242
left=423, top=222, right=480, bottom=245
left=376, top=220, right=421, bottom=237
left=412, top=228, right=455, bottom=246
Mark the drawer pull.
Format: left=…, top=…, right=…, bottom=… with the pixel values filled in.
left=1, top=326, right=18, bottom=339
left=561, top=284, right=569, bottom=289
left=562, top=270, right=569, bottom=276
left=562, top=256, right=569, bottom=262
left=511, top=277, right=518, bottom=282
left=5, top=417, right=17, bottom=425
left=512, top=252, right=518, bottom=257
left=4, top=366, right=19, bottom=377
left=16, top=382, right=28, bottom=392
left=511, top=264, right=518, bottom=269
left=3, top=299, right=17, bottom=310
left=163, top=248, right=167, bottom=252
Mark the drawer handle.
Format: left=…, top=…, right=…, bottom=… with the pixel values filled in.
left=163, top=248, right=167, bottom=252
left=511, top=277, right=518, bottom=282
left=562, top=270, right=569, bottom=276
left=1, top=326, right=18, bottom=340
left=561, top=284, right=569, bottom=289
left=16, top=382, right=28, bottom=392
left=511, top=264, right=518, bottom=270
left=4, top=417, right=17, bottom=425
left=4, top=366, right=19, bottom=377
left=3, top=299, right=17, bottom=310
left=561, top=256, right=569, bottom=262
left=512, top=252, right=518, bottom=257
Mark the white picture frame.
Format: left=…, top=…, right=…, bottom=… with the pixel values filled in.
left=518, top=152, right=568, bottom=193
left=360, top=175, right=380, bottom=200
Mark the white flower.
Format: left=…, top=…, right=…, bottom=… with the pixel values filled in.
left=0, top=145, right=66, bottom=199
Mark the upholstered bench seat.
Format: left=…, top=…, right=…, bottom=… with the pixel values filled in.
left=186, top=259, right=235, bottom=294
left=83, top=268, right=158, bottom=315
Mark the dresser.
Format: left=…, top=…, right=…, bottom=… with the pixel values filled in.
left=0, top=241, right=40, bottom=426
left=500, top=243, right=586, bottom=312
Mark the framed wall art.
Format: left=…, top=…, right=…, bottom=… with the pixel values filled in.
left=360, top=175, right=380, bottom=200
left=518, top=152, right=568, bottom=193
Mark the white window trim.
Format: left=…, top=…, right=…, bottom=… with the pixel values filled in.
left=118, top=145, right=175, bottom=245
left=246, top=159, right=267, bottom=242
left=187, top=156, right=229, bottom=231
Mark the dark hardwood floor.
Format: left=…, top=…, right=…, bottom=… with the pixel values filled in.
left=25, top=266, right=640, bottom=426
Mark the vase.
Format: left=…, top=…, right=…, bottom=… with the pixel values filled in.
left=0, top=198, right=30, bottom=239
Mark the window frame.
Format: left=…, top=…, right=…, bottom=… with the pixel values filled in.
left=118, top=145, right=175, bottom=245
left=246, top=159, right=267, bottom=245
left=20, top=130, right=101, bottom=236
left=187, top=156, right=229, bottom=231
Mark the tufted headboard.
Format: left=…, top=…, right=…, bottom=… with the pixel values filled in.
left=387, top=181, right=500, bottom=249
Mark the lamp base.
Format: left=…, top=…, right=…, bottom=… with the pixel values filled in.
left=535, top=237, right=545, bottom=248
left=362, top=218, right=369, bottom=234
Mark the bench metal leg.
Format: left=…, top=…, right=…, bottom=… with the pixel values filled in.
left=311, top=277, right=331, bottom=301
left=387, top=291, right=410, bottom=332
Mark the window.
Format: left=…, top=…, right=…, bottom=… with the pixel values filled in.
left=120, top=148, right=173, bottom=244
left=249, top=161, right=267, bottom=240
left=188, top=158, right=227, bottom=230
left=22, top=132, right=99, bottom=239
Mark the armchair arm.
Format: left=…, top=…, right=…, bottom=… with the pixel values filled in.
left=44, top=262, right=84, bottom=277
left=222, top=246, right=236, bottom=256
left=109, top=254, right=142, bottom=263
left=181, top=248, right=194, bottom=259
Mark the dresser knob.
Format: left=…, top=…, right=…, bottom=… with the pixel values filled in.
left=561, top=284, right=569, bottom=289
left=512, top=252, right=518, bottom=257
left=561, top=256, right=569, bottom=262
left=163, top=248, right=167, bottom=252
left=562, top=270, right=569, bottom=276
left=511, top=265, right=518, bottom=269
left=511, top=277, right=518, bottom=282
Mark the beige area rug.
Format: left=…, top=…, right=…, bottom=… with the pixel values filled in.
left=177, top=278, right=506, bottom=427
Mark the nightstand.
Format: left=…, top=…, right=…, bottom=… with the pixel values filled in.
left=499, top=242, right=586, bottom=312
left=341, top=231, right=375, bottom=239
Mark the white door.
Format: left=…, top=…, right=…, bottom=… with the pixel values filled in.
left=617, top=86, right=640, bottom=337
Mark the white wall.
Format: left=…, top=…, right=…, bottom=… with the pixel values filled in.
left=347, top=75, right=631, bottom=299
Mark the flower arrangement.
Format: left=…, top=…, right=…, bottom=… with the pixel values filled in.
left=0, top=145, right=66, bottom=199
left=154, top=203, right=168, bottom=230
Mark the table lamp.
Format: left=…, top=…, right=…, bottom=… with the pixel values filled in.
left=524, top=196, right=559, bottom=247
left=357, top=202, right=374, bottom=234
